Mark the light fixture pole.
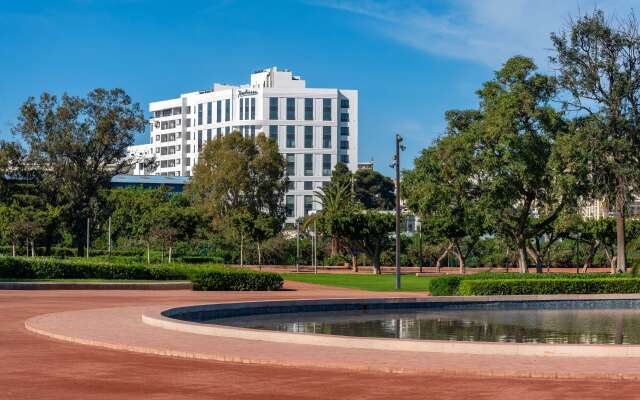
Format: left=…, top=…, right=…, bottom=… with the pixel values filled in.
left=296, top=220, right=300, bottom=273
left=392, top=134, right=404, bottom=290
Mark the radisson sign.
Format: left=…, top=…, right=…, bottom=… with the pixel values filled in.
left=238, top=89, right=258, bottom=97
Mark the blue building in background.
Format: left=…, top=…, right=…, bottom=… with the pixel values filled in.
left=110, top=175, right=189, bottom=193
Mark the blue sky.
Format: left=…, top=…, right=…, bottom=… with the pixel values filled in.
left=0, top=0, right=635, bottom=176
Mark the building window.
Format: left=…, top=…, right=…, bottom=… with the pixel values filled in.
left=185, top=158, right=190, bottom=166
left=304, top=126, right=313, bottom=148
left=207, top=102, right=212, bottom=124
left=340, top=98, right=349, bottom=108
left=239, top=98, right=244, bottom=120
left=340, top=154, right=349, bottom=164
left=250, top=98, right=255, bottom=120
left=323, top=154, right=331, bottom=176
left=207, top=129, right=212, bottom=142
left=245, top=98, right=250, bottom=120
left=304, top=195, right=313, bottom=215
left=340, top=126, right=349, bottom=136
left=225, top=99, right=230, bottom=121
left=340, top=140, right=349, bottom=150
left=286, top=154, right=295, bottom=176
left=340, top=113, right=349, bottom=122
left=185, top=144, right=191, bottom=153
left=138, top=163, right=144, bottom=171
left=269, top=125, right=278, bottom=142
left=286, top=126, right=295, bottom=148
left=286, top=98, right=295, bottom=120
left=286, top=195, right=295, bottom=218
left=287, top=181, right=295, bottom=191
left=323, top=98, right=331, bottom=121
left=269, top=97, right=278, bottom=120
left=304, top=98, right=313, bottom=120
left=198, top=103, right=203, bottom=125
left=323, top=126, right=331, bottom=149
left=304, top=154, right=313, bottom=176
left=216, top=101, right=222, bottom=122
left=198, top=131, right=203, bottom=152
left=250, top=125, right=256, bottom=140
left=225, top=126, right=230, bottom=134
left=304, top=181, right=313, bottom=190
left=185, top=131, right=191, bottom=140
left=217, top=127, right=222, bottom=139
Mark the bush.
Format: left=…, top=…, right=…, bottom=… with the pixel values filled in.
left=429, top=272, right=615, bottom=296
left=0, top=257, right=283, bottom=291
left=189, top=268, right=283, bottom=291
left=458, top=278, right=640, bottom=296
left=178, top=256, right=225, bottom=264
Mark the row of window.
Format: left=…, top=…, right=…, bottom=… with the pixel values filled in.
left=285, top=195, right=317, bottom=217
left=239, top=98, right=256, bottom=120
left=153, top=107, right=185, bottom=118
left=269, top=97, right=336, bottom=121
left=286, top=154, right=332, bottom=177
left=197, top=100, right=231, bottom=125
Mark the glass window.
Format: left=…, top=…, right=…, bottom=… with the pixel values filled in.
left=340, top=126, right=349, bottom=136
left=340, top=98, right=349, bottom=108
left=198, top=103, right=203, bottom=125
left=304, top=154, right=313, bottom=176
left=286, top=195, right=295, bottom=218
left=245, top=98, right=250, bottom=120
left=304, top=98, right=313, bottom=120
left=286, top=98, right=295, bottom=120
left=340, top=154, right=349, bottom=164
left=340, top=113, right=349, bottom=122
left=250, top=98, right=255, bottom=120
left=185, top=144, right=191, bottom=153
left=185, top=158, right=190, bottom=166
left=287, top=181, right=295, bottom=191
left=269, top=97, right=278, bottom=120
left=323, top=126, right=331, bottom=149
left=322, top=154, right=331, bottom=176
left=304, top=195, right=313, bottom=215
left=207, top=102, right=212, bottom=123
left=322, top=98, right=331, bottom=121
left=286, top=126, right=295, bottom=148
left=225, top=99, right=230, bottom=121
left=286, top=154, right=295, bottom=176
left=239, top=98, right=244, bottom=120
left=304, top=126, right=313, bottom=148
left=207, top=129, right=212, bottom=142
left=269, top=125, right=278, bottom=142
left=340, top=140, right=349, bottom=149
left=216, top=101, right=222, bottom=122
left=217, top=128, right=222, bottom=139
left=225, top=126, right=230, bottom=134
left=304, top=181, right=313, bottom=190
left=198, top=130, right=203, bottom=152
left=185, top=131, right=191, bottom=140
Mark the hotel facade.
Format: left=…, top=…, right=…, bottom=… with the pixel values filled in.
left=127, top=67, right=358, bottom=222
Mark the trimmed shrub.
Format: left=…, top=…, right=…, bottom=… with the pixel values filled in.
left=429, top=275, right=465, bottom=296
left=189, top=268, right=283, bottom=291
left=458, top=278, right=640, bottom=296
left=178, top=256, right=225, bottom=264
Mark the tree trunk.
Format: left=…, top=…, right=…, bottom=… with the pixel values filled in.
left=168, top=246, right=172, bottom=263
left=581, top=241, right=599, bottom=273
left=331, top=237, right=337, bottom=256
left=371, top=255, right=381, bottom=275
left=147, top=242, right=150, bottom=264
left=161, top=243, right=164, bottom=264
left=12, top=242, right=15, bottom=257
left=604, top=247, right=617, bottom=273
left=452, top=245, right=465, bottom=274
left=240, top=234, right=244, bottom=267
left=31, top=241, right=35, bottom=258
left=615, top=186, right=627, bottom=273
left=257, top=242, right=262, bottom=271
left=435, top=244, right=453, bottom=273
left=351, top=253, right=358, bottom=272
left=526, top=245, right=543, bottom=274
left=516, top=241, right=528, bottom=273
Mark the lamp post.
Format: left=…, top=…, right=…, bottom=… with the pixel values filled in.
left=296, top=219, right=300, bottom=273
left=308, top=210, right=318, bottom=274
left=390, top=134, right=405, bottom=289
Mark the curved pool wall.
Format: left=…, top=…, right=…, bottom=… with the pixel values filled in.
left=142, top=295, right=640, bottom=357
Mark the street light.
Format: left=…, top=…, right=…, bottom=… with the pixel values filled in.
left=390, top=134, right=405, bottom=289
left=308, top=210, right=318, bottom=274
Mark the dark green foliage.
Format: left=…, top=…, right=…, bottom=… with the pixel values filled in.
left=190, top=268, right=283, bottom=291
left=429, top=275, right=466, bottom=296
left=178, top=256, right=225, bottom=264
left=458, top=278, right=640, bottom=296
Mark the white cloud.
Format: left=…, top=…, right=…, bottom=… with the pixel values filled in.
left=311, top=0, right=639, bottom=68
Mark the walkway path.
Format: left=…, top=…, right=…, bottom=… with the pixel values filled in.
left=3, top=281, right=640, bottom=399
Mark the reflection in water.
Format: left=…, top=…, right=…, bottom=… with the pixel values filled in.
left=209, top=308, right=640, bottom=344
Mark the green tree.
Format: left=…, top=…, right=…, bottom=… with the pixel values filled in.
left=12, top=89, right=148, bottom=256
left=470, top=56, right=582, bottom=273
left=353, top=169, right=395, bottom=210
left=551, top=10, right=640, bottom=273
left=188, top=131, right=287, bottom=265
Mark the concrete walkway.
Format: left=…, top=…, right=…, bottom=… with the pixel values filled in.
left=4, top=281, right=640, bottom=399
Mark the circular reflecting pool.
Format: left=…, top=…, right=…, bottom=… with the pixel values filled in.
left=209, top=308, right=640, bottom=344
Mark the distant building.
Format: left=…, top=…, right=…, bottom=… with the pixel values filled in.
left=110, top=175, right=188, bottom=193
left=128, top=66, right=358, bottom=222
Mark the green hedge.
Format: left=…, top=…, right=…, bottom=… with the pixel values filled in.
left=0, top=257, right=282, bottom=291
left=189, top=268, right=283, bottom=291
left=458, top=278, right=640, bottom=296
left=429, top=272, right=615, bottom=296
left=178, top=256, right=225, bottom=264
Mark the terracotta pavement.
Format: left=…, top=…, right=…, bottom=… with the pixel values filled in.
left=3, top=281, right=640, bottom=400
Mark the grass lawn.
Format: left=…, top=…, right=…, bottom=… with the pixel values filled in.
left=282, top=273, right=432, bottom=292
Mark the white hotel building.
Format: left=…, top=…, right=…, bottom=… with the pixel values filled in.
left=128, top=67, right=358, bottom=221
